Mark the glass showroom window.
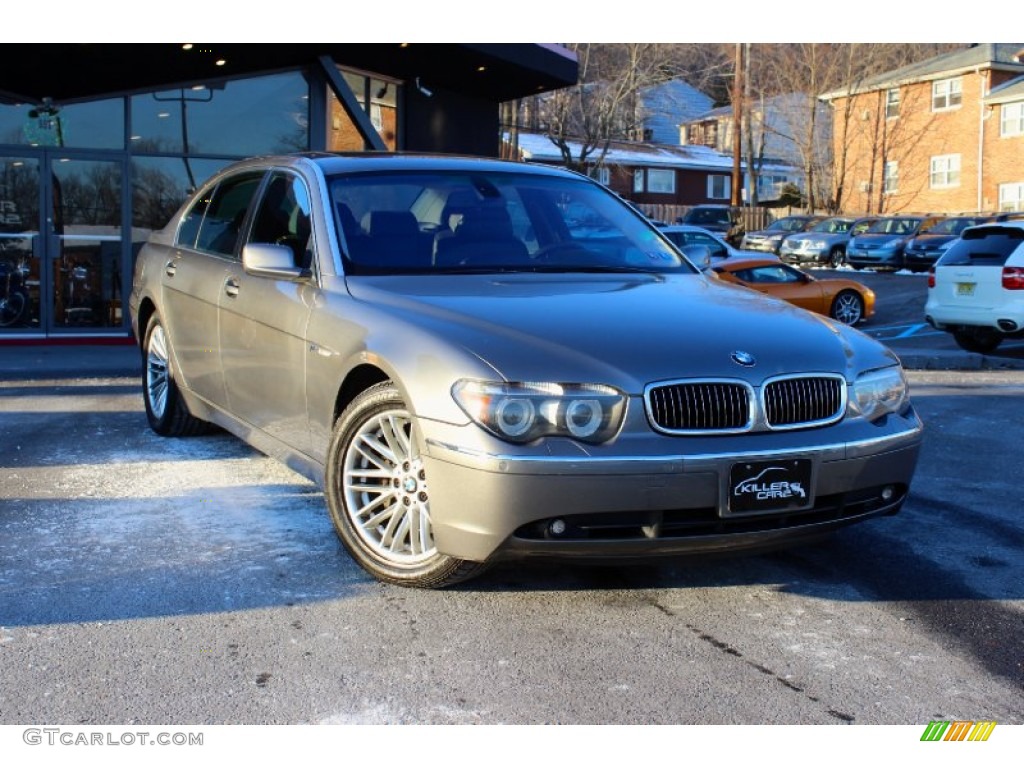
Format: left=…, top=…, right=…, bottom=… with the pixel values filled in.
left=633, top=169, right=644, bottom=193
left=131, top=72, right=309, bottom=157
left=646, top=168, right=675, bottom=194
left=883, top=161, right=899, bottom=194
left=932, top=78, right=962, bottom=111
left=999, top=182, right=1024, bottom=212
left=929, top=155, right=960, bottom=188
left=885, top=88, right=900, bottom=119
left=1001, top=102, right=1024, bottom=137
left=707, top=174, right=730, bottom=200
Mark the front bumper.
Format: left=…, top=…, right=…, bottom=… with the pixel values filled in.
left=779, top=244, right=828, bottom=264
left=422, top=411, right=923, bottom=563
left=742, top=238, right=783, bottom=254
left=846, top=246, right=904, bottom=268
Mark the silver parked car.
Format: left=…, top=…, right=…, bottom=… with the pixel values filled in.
left=779, top=216, right=878, bottom=269
left=129, top=153, right=923, bottom=588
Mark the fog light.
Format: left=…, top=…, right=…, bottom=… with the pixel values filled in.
left=881, top=486, right=894, bottom=501
left=549, top=519, right=567, bottom=536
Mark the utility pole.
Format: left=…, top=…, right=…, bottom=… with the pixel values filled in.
left=731, top=43, right=743, bottom=207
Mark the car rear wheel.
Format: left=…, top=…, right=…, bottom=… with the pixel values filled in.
left=142, top=314, right=209, bottom=436
left=828, top=247, right=844, bottom=269
left=325, top=381, right=488, bottom=589
left=830, top=290, right=864, bottom=325
left=952, top=328, right=1003, bottom=354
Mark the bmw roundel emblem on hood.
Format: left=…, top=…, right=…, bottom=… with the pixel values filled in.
left=731, top=350, right=757, bottom=367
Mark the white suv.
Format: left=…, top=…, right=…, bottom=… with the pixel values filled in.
left=924, top=219, right=1024, bottom=352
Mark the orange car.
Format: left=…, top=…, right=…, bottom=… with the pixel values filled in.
left=711, top=258, right=875, bottom=325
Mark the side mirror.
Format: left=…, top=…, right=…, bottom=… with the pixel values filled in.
left=680, top=244, right=712, bottom=271
left=242, top=243, right=311, bottom=281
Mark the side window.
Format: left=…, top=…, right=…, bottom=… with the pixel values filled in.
left=689, top=232, right=726, bottom=259
left=248, top=172, right=314, bottom=268
left=194, top=172, right=264, bottom=258
left=176, top=186, right=213, bottom=249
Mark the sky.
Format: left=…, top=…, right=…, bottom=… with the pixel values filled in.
left=9, top=3, right=1019, bottom=44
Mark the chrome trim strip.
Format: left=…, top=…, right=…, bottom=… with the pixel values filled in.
left=426, top=422, right=922, bottom=474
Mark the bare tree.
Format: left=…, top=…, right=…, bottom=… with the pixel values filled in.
left=522, top=43, right=678, bottom=172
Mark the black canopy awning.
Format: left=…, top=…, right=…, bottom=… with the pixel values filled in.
left=0, top=43, right=578, bottom=105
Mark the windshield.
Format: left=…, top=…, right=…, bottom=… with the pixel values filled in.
left=930, top=217, right=979, bottom=235
left=809, top=218, right=851, bottom=234
left=685, top=208, right=730, bottom=225
left=328, top=170, right=695, bottom=275
left=866, top=218, right=921, bottom=235
left=767, top=217, right=812, bottom=232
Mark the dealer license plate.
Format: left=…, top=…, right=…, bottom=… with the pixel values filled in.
left=956, top=283, right=976, bottom=296
left=728, top=459, right=813, bottom=514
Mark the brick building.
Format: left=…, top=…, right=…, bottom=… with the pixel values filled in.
left=820, top=44, right=1024, bottom=216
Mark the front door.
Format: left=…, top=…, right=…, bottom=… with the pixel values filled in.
left=0, top=151, right=128, bottom=335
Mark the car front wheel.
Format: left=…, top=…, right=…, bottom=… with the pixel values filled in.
left=142, top=314, right=208, bottom=436
left=828, top=247, right=845, bottom=269
left=830, top=290, right=864, bottom=325
left=325, top=381, right=487, bottom=588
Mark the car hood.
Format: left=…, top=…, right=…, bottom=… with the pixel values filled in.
left=786, top=232, right=844, bottom=243
left=345, top=273, right=894, bottom=390
left=909, top=234, right=957, bottom=246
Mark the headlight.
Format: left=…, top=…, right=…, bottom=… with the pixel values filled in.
left=849, top=366, right=909, bottom=421
left=807, top=240, right=827, bottom=249
left=452, top=380, right=627, bottom=444
left=768, top=235, right=784, bottom=243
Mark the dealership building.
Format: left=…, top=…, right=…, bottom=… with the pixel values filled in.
left=0, top=43, right=576, bottom=342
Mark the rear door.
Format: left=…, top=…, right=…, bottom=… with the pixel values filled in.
left=160, top=171, right=264, bottom=408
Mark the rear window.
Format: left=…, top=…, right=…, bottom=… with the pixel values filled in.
left=936, top=226, right=1024, bottom=267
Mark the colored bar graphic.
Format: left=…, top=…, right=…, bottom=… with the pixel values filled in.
left=968, top=722, right=997, bottom=742
left=920, top=720, right=996, bottom=742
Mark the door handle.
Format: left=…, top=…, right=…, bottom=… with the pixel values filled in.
left=224, top=277, right=240, bottom=298
left=164, top=261, right=177, bottom=277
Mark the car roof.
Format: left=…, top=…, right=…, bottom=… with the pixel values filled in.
left=213, top=151, right=587, bottom=180
left=714, top=257, right=783, bottom=271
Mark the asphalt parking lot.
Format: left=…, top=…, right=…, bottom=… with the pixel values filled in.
left=1, top=272, right=1022, bottom=729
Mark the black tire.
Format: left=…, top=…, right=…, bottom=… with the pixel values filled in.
left=828, top=247, right=844, bottom=269
left=142, top=314, right=209, bottom=437
left=829, top=290, right=865, bottom=325
left=325, top=382, right=488, bottom=589
left=952, top=328, right=1003, bottom=354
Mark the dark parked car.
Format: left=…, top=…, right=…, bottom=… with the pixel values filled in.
left=740, top=215, right=825, bottom=255
left=779, top=217, right=878, bottom=269
left=676, top=204, right=739, bottom=236
left=129, top=153, right=922, bottom=588
left=904, top=216, right=993, bottom=272
left=846, top=215, right=944, bottom=271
